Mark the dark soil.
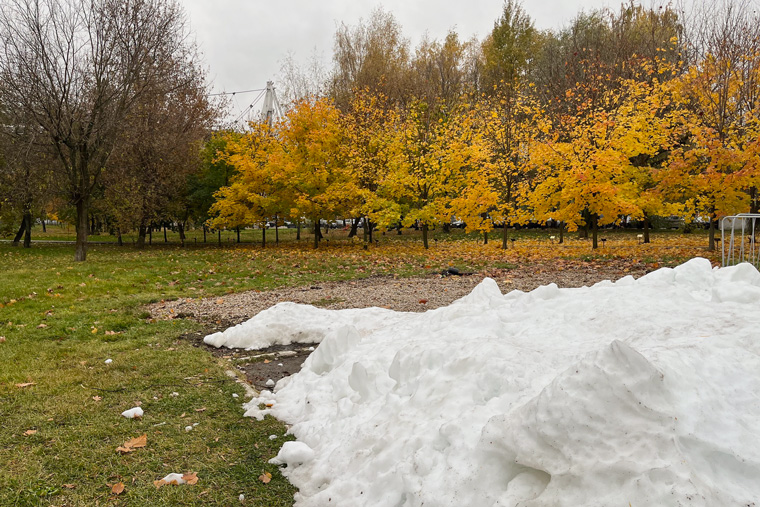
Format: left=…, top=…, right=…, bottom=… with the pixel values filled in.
left=181, top=324, right=317, bottom=392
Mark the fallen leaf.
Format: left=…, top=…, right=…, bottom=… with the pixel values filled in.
left=0, top=336, right=5, bottom=343
left=37, top=323, right=48, bottom=329
left=259, top=472, right=272, bottom=484
left=91, top=328, right=98, bottom=334
left=418, top=299, right=428, bottom=304
left=92, top=396, right=102, bottom=402
left=24, top=429, right=37, bottom=436
left=194, top=407, right=206, bottom=412
left=111, top=482, right=125, bottom=495
left=116, top=433, right=147, bottom=454
left=15, top=382, right=36, bottom=388
left=62, top=484, right=76, bottom=489
left=182, top=472, right=198, bottom=485
left=263, top=359, right=271, bottom=364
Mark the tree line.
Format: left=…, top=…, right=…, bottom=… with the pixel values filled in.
left=2, top=0, right=759, bottom=259
left=211, top=1, right=760, bottom=251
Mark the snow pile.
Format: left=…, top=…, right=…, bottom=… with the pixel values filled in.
left=207, top=258, right=760, bottom=506
left=203, top=302, right=406, bottom=350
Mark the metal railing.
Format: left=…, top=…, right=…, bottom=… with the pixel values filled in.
left=721, top=214, right=760, bottom=267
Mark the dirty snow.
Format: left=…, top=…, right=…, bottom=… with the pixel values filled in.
left=206, top=258, right=760, bottom=506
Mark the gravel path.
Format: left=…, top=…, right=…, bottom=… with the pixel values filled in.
left=148, top=260, right=649, bottom=325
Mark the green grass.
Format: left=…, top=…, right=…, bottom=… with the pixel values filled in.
left=0, top=227, right=717, bottom=505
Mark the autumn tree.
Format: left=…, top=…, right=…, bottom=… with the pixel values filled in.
left=671, top=0, right=760, bottom=249
left=207, top=123, right=288, bottom=248
left=0, top=120, right=52, bottom=247
left=104, top=54, right=216, bottom=248
left=342, top=90, right=398, bottom=245
left=0, top=0, right=202, bottom=261
left=381, top=103, right=486, bottom=249
left=330, top=8, right=410, bottom=109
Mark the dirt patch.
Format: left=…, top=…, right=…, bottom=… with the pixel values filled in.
left=172, top=259, right=650, bottom=391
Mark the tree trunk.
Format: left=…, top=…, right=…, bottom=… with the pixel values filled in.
left=137, top=224, right=147, bottom=249
left=12, top=219, right=24, bottom=246
left=236, top=226, right=240, bottom=243
left=313, top=220, right=320, bottom=249
left=296, top=220, right=301, bottom=240
left=643, top=216, right=651, bottom=244
left=559, top=222, right=565, bottom=244
left=74, top=198, right=89, bottom=261
left=367, top=218, right=373, bottom=244
left=262, top=222, right=266, bottom=248
left=708, top=216, right=716, bottom=251
left=217, top=229, right=221, bottom=247
left=41, top=218, right=46, bottom=233
left=275, top=215, right=279, bottom=245
left=117, top=228, right=123, bottom=247
left=591, top=214, right=599, bottom=249
left=483, top=231, right=488, bottom=245
left=203, top=225, right=207, bottom=243
left=751, top=187, right=759, bottom=214
left=164, top=225, right=168, bottom=242
left=422, top=223, right=429, bottom=249
left=348, top=217, right=359, bottom=238
left=148, top=226, right=152, bottom=245
left=502, top=225, right=508, bottom=249
left=23, top=210, right=32, bottom=248
left=443, top=223, right=450, bottom=233
left=178, top=223, right=186, bottom=247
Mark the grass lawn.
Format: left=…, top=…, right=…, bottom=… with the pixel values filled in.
left=0, top=226, right=719, bottom=505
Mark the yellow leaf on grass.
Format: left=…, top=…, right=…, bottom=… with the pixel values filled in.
left=117, top=434, right=147, bottom=453
left=24, top=429, right=37, bottom=436
left=259, top=472, right=272, bottom=484
left=111, top=482, right=125, bottom=495
left=124, top=434, right=147, bottom=449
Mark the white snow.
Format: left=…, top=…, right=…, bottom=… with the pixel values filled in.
left=270, top=441, right=316, bottom=466
left=207, top=258, right=760, bottom=506
left=203, top=302, right=407, bottom=350
left=120, top=407, right=143, bottom=419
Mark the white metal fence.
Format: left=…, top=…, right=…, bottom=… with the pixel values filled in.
left=721, top=214, right=760, bottom=267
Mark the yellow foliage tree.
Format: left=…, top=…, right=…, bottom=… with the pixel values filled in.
left=381, top=102, right=487, bottom=248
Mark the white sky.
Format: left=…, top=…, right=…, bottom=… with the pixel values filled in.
left=181, top=0, right=658, bottom=117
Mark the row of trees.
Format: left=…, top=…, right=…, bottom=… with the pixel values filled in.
left=209, top=1, right=760, bottom=250
left=3, top=0, right=759, bottom=258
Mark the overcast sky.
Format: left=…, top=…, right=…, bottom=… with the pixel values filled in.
left=181, top=0, right=647, bottom=117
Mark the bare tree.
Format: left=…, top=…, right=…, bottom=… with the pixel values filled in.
left=0, top=0, right=196, bottom=261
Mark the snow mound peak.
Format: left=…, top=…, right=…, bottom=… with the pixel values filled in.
left=224, top=260, right=760, bottom=506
